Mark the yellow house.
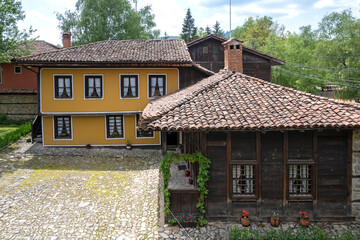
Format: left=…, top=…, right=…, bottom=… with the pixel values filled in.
left=18, top=38, right=212, bottom=147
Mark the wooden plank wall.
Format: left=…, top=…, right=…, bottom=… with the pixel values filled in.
left=242, top=51, right=272, bottom=82
left=178, top=67, right=210, bottom=89
left=203, top=130, right=351, bottom=219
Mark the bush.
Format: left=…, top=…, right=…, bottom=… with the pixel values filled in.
left=0, top=121, right=31, bottom=149
left=228, top=226, right=359, bottom=240
left=0, top=113, right=29, bottom=126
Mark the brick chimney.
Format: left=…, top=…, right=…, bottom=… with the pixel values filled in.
left=62, top=32, right=71, bottom=48
left=222, top=38, right=244, bottom=73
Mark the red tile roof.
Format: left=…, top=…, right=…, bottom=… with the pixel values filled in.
left=17, top=39, right=192, bottom=65
left=29, top=41, right=60, bottom=55
left=141, top=70, right=360, bottom=131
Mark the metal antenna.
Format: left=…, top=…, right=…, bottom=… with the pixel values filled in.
left=229, top=0, right=232, bottom=38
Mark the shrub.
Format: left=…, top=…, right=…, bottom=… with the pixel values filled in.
left=0, top=121, right=31, bottom=149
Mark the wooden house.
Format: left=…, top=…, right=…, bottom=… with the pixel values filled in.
left=0, top=41, right=59, bottom=120
left=17, top=38, right=211, bottom=146
left=187, top=34, right=284, bottom=81
left=141, top=39, right=360, bottom=221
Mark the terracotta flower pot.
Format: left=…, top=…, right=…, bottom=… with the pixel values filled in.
left=185, top=170, right=190, bottom=177
left=270, top=216, right=280, bottom=227
left=241, top=217, right=250, bottom=227
left=300, top=218, right=309, bottom=227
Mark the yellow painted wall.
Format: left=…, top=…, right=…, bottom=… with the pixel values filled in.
left=42, top=115, right=160, bottom=146
left=40, top=68, right=179, bottom=113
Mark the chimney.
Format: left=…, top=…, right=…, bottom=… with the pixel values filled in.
left=62, top=32, right=71, bottom=48
left=222, top=38, right=244, bottom=73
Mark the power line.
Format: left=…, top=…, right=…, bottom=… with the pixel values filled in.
left=273, top=68, right=360, bottom=89
left=284, top=61, right=360, bottom=72
left=266, top=51, right=360, bottom=59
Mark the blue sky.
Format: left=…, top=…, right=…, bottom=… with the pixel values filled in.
left=18, top=0, right=360, bottom=46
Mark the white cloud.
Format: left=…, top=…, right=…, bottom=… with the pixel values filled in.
left=314, top=0, right=336, bottom=9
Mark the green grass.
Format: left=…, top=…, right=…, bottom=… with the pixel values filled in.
left=0, top=114, right=32, bottom=149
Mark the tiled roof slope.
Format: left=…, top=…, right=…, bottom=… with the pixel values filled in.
left=29, top=41, right=60, bottom=55
left=141, top=70, right=360, bottom=131
left=17, top=39, right=192, bottom=64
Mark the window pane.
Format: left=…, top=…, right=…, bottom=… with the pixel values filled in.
left=107, top=115, right=123, bottom=138
left=55, top=116, right=71, bottom=139
left=232, top=164, right=255, bottom=195
left=136, top=114, right=154, bottom=138
left=289, top=165, right=312, bottom=195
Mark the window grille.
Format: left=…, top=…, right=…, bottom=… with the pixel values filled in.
left=289, top=165, right=312, bottom=195
left=136, top=114, right=153, bottom=138
left=106, top=115, right=123, bottom=138
left=54, top=116, right=71, bottom=139
left=232, top=164, right=255, bottom=195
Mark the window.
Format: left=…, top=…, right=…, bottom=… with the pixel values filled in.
left=287, top=131, right=315, bottom=199
left=232, top=165, right=255, bottom=195
left=136, top=114, right=154, bottom=138
left=54, top=75, right=72, bottom=99
left=213, top=47, right=218, bottom=53
left=148, top=75, right=166, bottom=98
left=14, top=66, right=22, bottom=74
left=289, top=165, right=312, bottom=196
left=202, top=46, right=208, bottom=54
left=54, top=116, right=71, bottom=139
left=120, top=75, right=138, bottom=98
left=230, top=132, right=258, bottom=199
left=85, top=75, right=103, bottom=99
left=106, top=115, right=124, bottom=138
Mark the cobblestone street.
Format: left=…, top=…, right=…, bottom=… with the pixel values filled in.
left=0, top=138, right=161, bottom=239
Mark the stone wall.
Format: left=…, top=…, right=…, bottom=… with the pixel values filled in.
left=352, top=129, right=360, bottom=220
left=0, top=93, right=37, bottom=121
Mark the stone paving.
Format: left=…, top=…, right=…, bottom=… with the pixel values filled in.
left=0, top=137, right=161, bottom=239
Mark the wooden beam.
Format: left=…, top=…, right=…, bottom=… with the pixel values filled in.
left=200, top=132, right=207, bottom=156
left=256, top=132, right=261, bottom=217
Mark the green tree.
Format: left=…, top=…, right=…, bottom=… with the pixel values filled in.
left=212, top=21, right=225, bottom=37
left=197, top=27, right=207, bottom=38
left=0, top=0, right=34, bottom=63
left=180, top=8, right=197, bottom=42
left=205, top=25, right=211, bottom=35
left=56, top=0, right=159, bottom=46
left=233, top=16, right=284, bottom=49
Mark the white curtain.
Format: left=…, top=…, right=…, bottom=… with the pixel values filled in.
left=245, top=165, right=254, bottom=193
left=95, top=78, right=101, bottom=96
left=58, top=78, right=64, bottom=96
left=151, top=77, right=157, bottom=96
left=123, top=77, right=129, bottom=96
left=158, top=77, right=164, bottom=96
left=88, top=78, right=94, bottom=96
left=65, top=77, right=71, bottom=96
left=130, top=77, right=136, bottom=96
left=301, top=165, right=307, bottom=193
left=289, top=165, right=296, bottom=193
left=57, top=118, right=63, bottom=135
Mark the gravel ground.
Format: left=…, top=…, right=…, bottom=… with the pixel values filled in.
left=0, top=136, right=162, bottom=239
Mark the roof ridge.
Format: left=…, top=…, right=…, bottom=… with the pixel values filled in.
left=236, top=72, right=360, bottom=110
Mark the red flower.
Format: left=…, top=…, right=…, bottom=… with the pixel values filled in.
left=303, top=212, right=307, bottom=214
left=299, top=211, right=302, bottom=214
left=305, top=215, right=308, bottom=218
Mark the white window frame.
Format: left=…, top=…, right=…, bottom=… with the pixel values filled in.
left=119, top=74, right=140, bottom=99
left=147, top=73, right=167, bottom=99
left=84, top=74, right=104, bottom=100
left=105, top=115, right=125, bottom=140
left=53, top=74, right=74, bottom=100
left=14, top=66, right=22, bottom=74
left=135, top=114, right=154, bottom=139
left=53, top=116, right=73, bottom=141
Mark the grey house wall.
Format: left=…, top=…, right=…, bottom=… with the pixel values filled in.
left=0, top=93, right=37, bottom=120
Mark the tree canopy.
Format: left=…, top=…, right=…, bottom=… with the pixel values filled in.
left=56, top=0, right=159, bottom=46
left=180, top=8, right=197, bottom=43
left=0, top=0, right=35, bottom=63
left=212, top=21, right=225, bottom=37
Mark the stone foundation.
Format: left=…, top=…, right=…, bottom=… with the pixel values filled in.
left=0, top=93, right=37, bottom=120
left=352, top=129, right=360, bottom=220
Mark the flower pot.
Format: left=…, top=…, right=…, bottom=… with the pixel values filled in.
left=270, top=216, right=280, bottom=227
left=126, top=145, right=132, bottom=150
left=241, top=217, right=250, bottom=227
left=184, top=170, right=190, bottom=177
left=300, top=218, right=309, bottom=227
left=188, top=178, right=193, bottom=185
left=86, top=144, right=91, bottom=149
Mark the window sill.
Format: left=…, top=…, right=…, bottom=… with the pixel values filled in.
left=288, top=195, right=314, bottom=201
left=231, top=195, right=257, bottom=202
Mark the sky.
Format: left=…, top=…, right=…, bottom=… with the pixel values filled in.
left=18, top=0, right=360, bottom=46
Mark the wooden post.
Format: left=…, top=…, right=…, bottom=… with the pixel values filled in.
left=161, top=132, right=167, bottom=156
left=256, top=132, right=262, bottom=217
left=313, top=130, right=318, bottom=217
left=283, top=131, right=288, bottom=211
left=347, top=130, right=353, bottom=216
left=226, top=132, right=231, bottom=203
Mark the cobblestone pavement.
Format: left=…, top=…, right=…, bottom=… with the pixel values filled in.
left=0, top=137, right=161, bottom=239
left=158, top=221, right=360, bottom=240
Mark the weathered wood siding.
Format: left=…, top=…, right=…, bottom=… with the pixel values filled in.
left=202, top=130, right=351, bottom=220
left=188, top=39, right=224, bottom=73
left=178, top=67, right=210, bottom=89
left=243, top=51, right=272, bottom=82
